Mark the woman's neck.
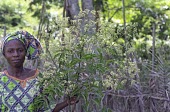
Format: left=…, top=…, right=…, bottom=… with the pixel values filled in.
left=7, top=66, right=25, bottom=78
left=6, top=66, right=37, bottom=80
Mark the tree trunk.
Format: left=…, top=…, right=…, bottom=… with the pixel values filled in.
left=3, top=26, right=6, bottom=37
left=82, top=0, right=95, bottom=34
left=149, top=22, right=158, bottom=112
left=82, top=0, right=94, bottom=11
left=65, top=0, right=80, bottom=20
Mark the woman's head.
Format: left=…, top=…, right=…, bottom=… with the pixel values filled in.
left=2, top=31, right=42, bottom=59
left=3, top=39, right=26, bottom=67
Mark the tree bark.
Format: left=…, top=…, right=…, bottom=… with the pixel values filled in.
left=82, top=0, right=94, bottom=12
left=82, top=0, right=95, bottom=34
left=65, top=0, right=80, bottom=20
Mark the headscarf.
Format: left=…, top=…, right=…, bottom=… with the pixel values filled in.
left=1, top=31, right=42, bottom=60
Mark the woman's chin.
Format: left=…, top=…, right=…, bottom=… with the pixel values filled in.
left=11, top=63, right=23, bottom=68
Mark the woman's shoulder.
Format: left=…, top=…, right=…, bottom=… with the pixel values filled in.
left=24, top=68, right=41, bottom=79
left=0, top=71, right=5, bottom=74
left=25, top=68, right=38, bottom=73
left=0, top=68, right=10, bottom=78
left=0, top=71, right=6, bottom=77
left=0, top=71, right=9, bottom=83
left=0, top=68, right=7, bottom=75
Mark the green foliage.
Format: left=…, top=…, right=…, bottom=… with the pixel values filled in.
left=0, top=1, right=21, bottom=26
left=28, top=0, right=63, bottom=19
left=0, top=0, right=39, bottom=36
left=131, top=0, right=170, bottom=40
left=35, top=10, right=144, bottom=110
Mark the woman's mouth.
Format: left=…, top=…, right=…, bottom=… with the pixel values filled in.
left=12, top=59, right=21, bottom=63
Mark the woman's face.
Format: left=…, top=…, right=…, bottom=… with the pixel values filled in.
left=4, top=39, right=26, bottom=67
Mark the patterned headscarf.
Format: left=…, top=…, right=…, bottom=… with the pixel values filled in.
left=1, top=31, right=42, bottom=60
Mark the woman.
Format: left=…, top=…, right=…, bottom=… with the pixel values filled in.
left=0, top=31, right=77, bottom=112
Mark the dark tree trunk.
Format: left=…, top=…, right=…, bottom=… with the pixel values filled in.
left=82, top=0, right=95, bottom=34
left=65, top=0, right=80, bottom=20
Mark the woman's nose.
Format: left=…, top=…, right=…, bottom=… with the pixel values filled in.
left=13, top=50, right=19, bottom=56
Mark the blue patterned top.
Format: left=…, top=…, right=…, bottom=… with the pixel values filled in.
left=0, top=70, right=42, bottom=112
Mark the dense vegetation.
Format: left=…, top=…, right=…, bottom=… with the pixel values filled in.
left=1, top=0, right=170, bottom=111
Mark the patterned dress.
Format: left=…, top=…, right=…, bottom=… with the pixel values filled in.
left=0, top=70, right=42, bottom=112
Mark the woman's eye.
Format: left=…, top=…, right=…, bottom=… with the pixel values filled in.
left=19, top=49, right=24, bottom=52
left=7, top=50, right=13, bottom=53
